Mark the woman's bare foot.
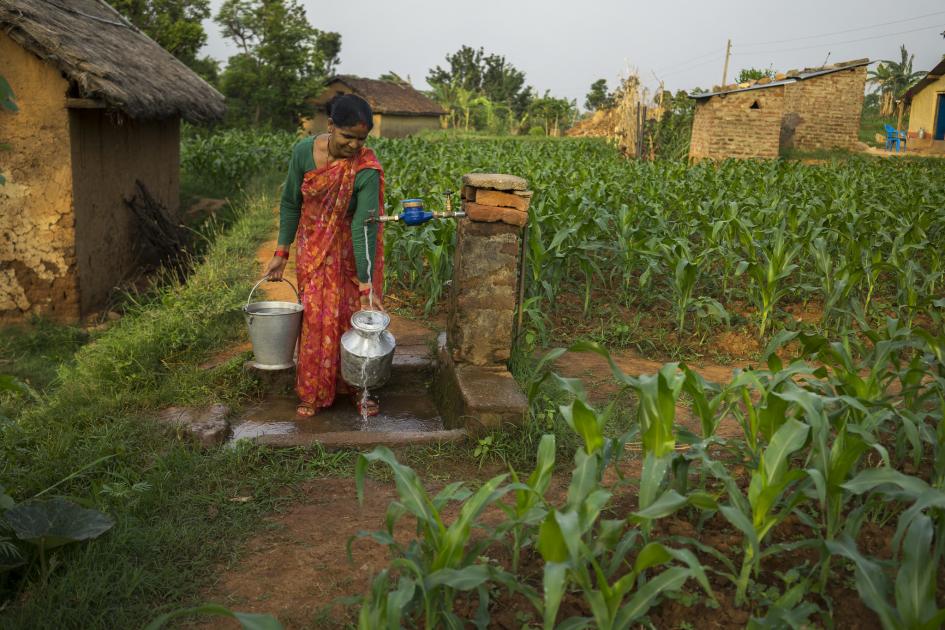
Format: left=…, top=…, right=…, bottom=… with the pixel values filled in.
left=297, top=402, right=317, bottom=417
left=352, top=392, right=380, bottom=417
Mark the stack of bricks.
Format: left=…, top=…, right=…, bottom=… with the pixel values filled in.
left=449, top=173, right=532, bottom=367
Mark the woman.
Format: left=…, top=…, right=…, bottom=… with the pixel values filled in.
left=264, top=94, right=385, bottom=417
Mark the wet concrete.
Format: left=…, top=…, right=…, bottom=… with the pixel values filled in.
left=231, top=315, right=467, bottom=449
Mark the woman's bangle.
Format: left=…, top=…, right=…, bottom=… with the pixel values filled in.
left=358, top=286, right=372, bottom=296
left=274, top=248, right=289, bottom=259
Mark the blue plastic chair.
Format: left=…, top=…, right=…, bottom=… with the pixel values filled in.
left=884, top=124, right=907, bottom=152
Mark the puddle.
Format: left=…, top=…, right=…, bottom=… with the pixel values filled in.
left=229, top=391, right=444, bottom=445
left=231, top=421, right=298, bottom=441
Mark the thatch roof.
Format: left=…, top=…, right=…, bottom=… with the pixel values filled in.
left=320, top=76, right=446, bottom=116
left=0, top=0, right=224, bottom=123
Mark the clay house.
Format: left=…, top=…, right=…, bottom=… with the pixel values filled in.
left=902, top=57, right=945, bottom=153
left=688, top=59, right=869, bottom=160
left=307, top=75, right=446, bottom=138
left=0, top=0, right=224, bottom=323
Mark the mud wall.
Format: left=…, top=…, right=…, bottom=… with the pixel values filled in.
left=782, top=66, right=866, bottom=151
left=373, top=114, right=441, bottom=138
left=70, top=111, right=180, bottom=315
left=689, top=88, right=785, bottom=160
left=0, top=33, right=79, bottom=323
left=907, top=74, right=945, bottom=137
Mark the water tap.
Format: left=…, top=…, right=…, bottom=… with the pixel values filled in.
left=369, top=191, right=467, bottom=226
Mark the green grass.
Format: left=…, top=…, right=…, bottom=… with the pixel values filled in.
left=0, top=181, right=355, bottom=628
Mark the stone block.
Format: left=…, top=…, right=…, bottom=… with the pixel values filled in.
left=461, top=173, right=528, bottom=191
left=463, top=201, right=527, bottom=227
left=474, top=189, right=530, bottom=212
left=157, top=403, right=231, bottom=447
left=433, top=334, right=526, bottom=433
left=462, top=185, right=477, bottom=201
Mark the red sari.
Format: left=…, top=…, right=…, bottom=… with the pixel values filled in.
left=295, top=148, right=384, bottom=409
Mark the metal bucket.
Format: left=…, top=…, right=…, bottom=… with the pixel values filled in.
left=243, top=277, right=303, bottom=370
left=340, top=310, right=396, bottom=389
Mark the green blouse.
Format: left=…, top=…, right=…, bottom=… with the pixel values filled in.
left=278, top=137, right=380, bottom=283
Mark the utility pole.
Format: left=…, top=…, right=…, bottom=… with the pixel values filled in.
left=721, top=39, right=732, bottom=87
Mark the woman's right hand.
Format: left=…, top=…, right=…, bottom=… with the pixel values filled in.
left=264, top=256, right=288, bottom=281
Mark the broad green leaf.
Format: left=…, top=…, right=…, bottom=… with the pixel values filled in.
left=5, top=498, right=113, bottom=549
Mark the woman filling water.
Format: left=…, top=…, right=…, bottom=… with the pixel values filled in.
left=263, top=94, right=386, bottom=418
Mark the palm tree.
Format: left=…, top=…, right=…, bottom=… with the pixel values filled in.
left=867, top=45, right=927, bottom=116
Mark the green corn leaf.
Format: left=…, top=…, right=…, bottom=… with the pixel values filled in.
left=434, top=473, right=508, bottom=570
left=385, top=577, right=415, bottom=629
left=537, top=512, right=568, bottom=563
left=356, top=448, right=438, bottom=532
left=567, top=449, right=601, bottom=509
left=425, top=565, right=491, bottom=591
left=542, top=562, right=568, bottom=630
left=895, top=513, right=936, bottom=627
left=761, top=418, right=810, bottom=484
left=842, top=467, right=931, bottom=497
left=613, top=566, right=691, bottom=627
left=633, top=541, right=672, bottom=574
left=632, top=488, right=688, bottom=521
left=560, top=397, right=604, bottom=454
left=720, top=504, right=759, bottom=559
left=555, top=510, right=583, bottom=562
left=638, top=453, right=672, bottom=512
left=826, top=536, right=898, bottom=629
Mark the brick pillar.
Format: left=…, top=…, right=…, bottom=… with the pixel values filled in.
left=434, top=173, right=531, bottom=434
left=449, top=173, right=530, bottom=366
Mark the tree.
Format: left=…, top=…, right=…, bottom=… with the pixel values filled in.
left=527, top=91, right=576, bottom=136
left=112, top=0, right=216, bottom=78
left=868, top=45, right=926, bottom=116
left=735, top=67, right=775, bottom=83
left=584, top=79, right=613, bottom=111
left=215, top=0, right=341, bottom=128
left=427, top=45, right=532, bottom=124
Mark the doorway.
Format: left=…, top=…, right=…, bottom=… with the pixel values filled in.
left=936, top=93, right=945, bottom=141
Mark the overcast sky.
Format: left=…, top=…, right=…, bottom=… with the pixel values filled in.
left=201, top=0, right=945, bottom=107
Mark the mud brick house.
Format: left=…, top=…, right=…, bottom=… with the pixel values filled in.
left=903, top=57, right=945, bottom=153
left=688, top=59, right=869, bottom=160
left=307, top=76, right=446, bottom=138
left=0, top=0, right=224, bottom=323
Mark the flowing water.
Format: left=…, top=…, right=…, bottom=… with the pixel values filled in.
left=359, top=222, right=375, bottom=425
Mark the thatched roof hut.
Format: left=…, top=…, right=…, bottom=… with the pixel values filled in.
left=0, top=0, right=223, bottom=323
left=0, top=0, right=224, bottom=122
left=307, top=75, right=446, bottom=138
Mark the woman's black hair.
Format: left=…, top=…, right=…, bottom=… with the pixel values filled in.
left=327, top=93, right=374, bottom=130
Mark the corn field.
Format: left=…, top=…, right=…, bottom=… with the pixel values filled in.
left=181, top=131, right=945, bottom=627
left=183, top=133, right=945, bottom=341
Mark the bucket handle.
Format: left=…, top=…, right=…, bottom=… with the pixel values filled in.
left=246, top=277, right=301, bottom=309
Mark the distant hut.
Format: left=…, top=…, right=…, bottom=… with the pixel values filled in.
left=307, top=76, right=446, bottom=138
left=0, top=0, right=224, bottom=323
left=688, top=59, right=869, bottom=160
left=902, top=57, right=945, bottom=153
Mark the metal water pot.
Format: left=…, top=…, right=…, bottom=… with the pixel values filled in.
left=340, top=310, right=396, bottom=389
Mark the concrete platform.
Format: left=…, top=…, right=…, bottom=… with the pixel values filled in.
left=232, top=315, right=463, bottom=449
